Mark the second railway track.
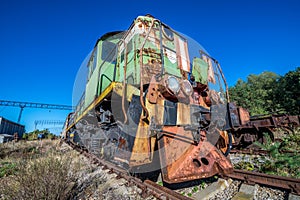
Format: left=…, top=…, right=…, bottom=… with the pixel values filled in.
left=224, top=169, right=300, bottom=195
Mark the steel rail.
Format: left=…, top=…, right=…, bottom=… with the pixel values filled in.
left=66, top=141, right=192, bottom=200
left=225, top=169, right=300, bottom=195
left=230, top=148, right=296, bottom=156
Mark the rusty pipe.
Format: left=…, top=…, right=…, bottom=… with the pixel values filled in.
left=138, top=18, right=157, bottom=121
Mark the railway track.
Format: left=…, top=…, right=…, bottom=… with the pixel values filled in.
left=66, top=141, right=300, bottom=199
left=224, top=169, right=300, bottom=195
left=67, top=141, right=192, bottom=200
left=230, top=149, right=270, bottom=155
left=230, top=148, right=295, bottom=156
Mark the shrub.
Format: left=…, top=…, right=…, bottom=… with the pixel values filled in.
left=0, top=151, right=80, bottom=200
left=255, top=129, right=300, bottom=178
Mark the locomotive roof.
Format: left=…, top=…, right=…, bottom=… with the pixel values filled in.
left=94, top=31, right=124, bottom=48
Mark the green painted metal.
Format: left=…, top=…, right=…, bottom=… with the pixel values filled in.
left=83, top=15, right=214, bottom=109
left=192, top=57, right=209, bottom=84
left=84, top=33, right=123, bottom=108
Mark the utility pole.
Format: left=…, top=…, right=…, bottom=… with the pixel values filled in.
left=17, top=105, right=25, bottom=123
left=0, top=100, right=74, bottom=123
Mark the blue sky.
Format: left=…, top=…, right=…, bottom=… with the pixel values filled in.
left=0, top=0, right=299, bottom=134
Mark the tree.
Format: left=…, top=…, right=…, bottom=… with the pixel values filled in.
left=229, top=71, right=279, bottom=115
left=274, top=67, right=300, bottom=115
left=23, top=129, right=56, bottom=141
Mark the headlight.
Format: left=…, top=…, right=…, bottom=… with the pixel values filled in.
left=181, top=80, right=193, bottom=96
left=166, top=76, right=180, bottom=94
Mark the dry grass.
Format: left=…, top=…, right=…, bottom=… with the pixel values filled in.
left=0, top=140, right=83, bottom=200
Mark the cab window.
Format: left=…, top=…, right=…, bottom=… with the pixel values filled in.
left=102, top=41, right=117, bottom=63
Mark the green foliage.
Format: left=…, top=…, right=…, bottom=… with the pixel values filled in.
left=199, top=180, right=206, bottom=189
left=157, top=181, right=163, bottom=186
left=192, top=186, right=199, bottom=193
left=277, top=128, right=300, bottom=152
left=184, top=186, right=200, bottom=197
left=234, top=161, right=255, bottom=171
left=229, top=67, right=299, bottom=115
left=23, top=129, right=56, bottom=141
left=255, top=130, right=300, bottom=178
left=274, top=67, right=300, bottom=115
left=254, top=133, right=281, bottom=157
left=22, top=133, right=28, bottom=140
left=0, top=161, right=17, bottom=178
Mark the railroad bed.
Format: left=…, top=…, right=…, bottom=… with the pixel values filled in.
left=64, top=141, right=300, bottom=200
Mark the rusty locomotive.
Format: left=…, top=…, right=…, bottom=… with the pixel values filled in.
left=62, top=14, right=253, bottom=184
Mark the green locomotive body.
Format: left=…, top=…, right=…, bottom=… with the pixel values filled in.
left=64, top=15, right=234, bottom=184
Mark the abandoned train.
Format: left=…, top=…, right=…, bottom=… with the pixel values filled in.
left=62, top=15, right=248, bottom=184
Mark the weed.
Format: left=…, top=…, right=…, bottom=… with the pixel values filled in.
left=192, top=186, right=199, bottom=193
left=199, top=180, right=206, bottom=189
left=234, top=161, right=254, bottom=171
left=157, top=181, right=163, bottom=186
left=254, top=129, right=300, bottom=178
left=0, top=161, right=17, bottom=178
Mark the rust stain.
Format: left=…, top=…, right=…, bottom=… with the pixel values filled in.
left=158, top=126, right=233, bottom=183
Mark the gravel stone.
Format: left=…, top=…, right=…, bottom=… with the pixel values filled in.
left=254, top=185, right=287, bottom=200
left=208, top=180, right=241, bottom=200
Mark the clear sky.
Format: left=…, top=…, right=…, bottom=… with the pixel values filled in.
left=0, top=0, right=299, bottom=134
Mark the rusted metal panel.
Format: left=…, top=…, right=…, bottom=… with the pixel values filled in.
left=129, top=98, right=158, bottom=166
left=217, top=130, right=230, bottom=154
left=177, top=103, right=191, bottom=125
left=146, top=76, right=164, bottom=104
left=228, top=102, right=241, bottom=127
left=202, top=55, right=215, bottom=84
left=174, top=34, right=190, bottom=73
left=238, top=107, right=250, bottom=125
left=129, top=121, right=156, bottom=166
left=158, top=126, right=233, bottom=183
left=241, top=114, right=299, bottom=129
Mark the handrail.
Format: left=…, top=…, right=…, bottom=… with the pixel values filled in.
left=99, top=74, right=113, bottom=95
left=156, top=21, right=165, bottom=81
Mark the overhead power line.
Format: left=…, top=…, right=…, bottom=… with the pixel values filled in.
left=0, top=100, right=74, bottom=123
left=34, top=120, right=65, bottom=129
